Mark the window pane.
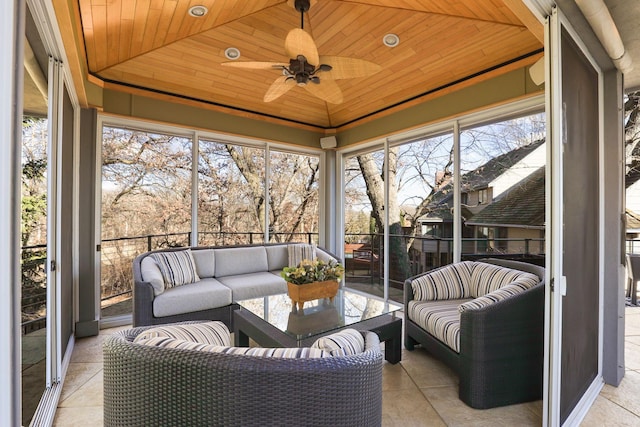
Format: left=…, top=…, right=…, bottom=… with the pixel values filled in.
left=198, top=140, right=265, bottom=245
left=460, top=113, right=546, bottom=261
left=21, top=117, right=48, bottom=425
left=344, top=149, right=385, bottom=294
left=101, top=127, right=192, bottom=318
left=268, top=150, right=319, bottom=244
left=397, top=133, right=455, bottom=276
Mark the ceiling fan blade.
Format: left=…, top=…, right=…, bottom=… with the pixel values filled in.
left=285, top=28, right=319, bottom=66
left=264, top=76, right=295, bottom=102
left=319, top=56, right=382, bottom=79
left=221, top=61, right=287, bottom=70
left=304, top=79, right=343, bottom=104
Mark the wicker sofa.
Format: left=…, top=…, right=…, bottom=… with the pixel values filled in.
left=103, top=322, right=383, bottom=427
left=132, top=243, right=338, bottom=328
left=404, top=258, right=545, bottom=409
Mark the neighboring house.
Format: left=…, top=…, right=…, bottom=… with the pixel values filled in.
left=465, top=167, right=545, bottom=255
left=414, top=140, right=546, bottom=267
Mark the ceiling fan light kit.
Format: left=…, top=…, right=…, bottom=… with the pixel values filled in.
left=220, top=0, right=381, bottom=104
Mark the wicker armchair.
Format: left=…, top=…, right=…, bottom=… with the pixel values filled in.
left=404, top=258, right=545, bottom=409
left=103, top=325, right=383, bottom=427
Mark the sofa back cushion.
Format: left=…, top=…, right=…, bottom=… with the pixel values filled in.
left=311, top=328, right=365, bottom=357
left=469, top=262, right=540, bottom=297
left=191, top=249, right=216, bottom=278
left=150, top=250, right=200, bottom=289
left=458, top=281, right=538, bottom=312
left=213, top=246, right=269, bottom=277
left=265, top=245, right=289, bottom=271
left=410, top=261, right=474, bottom=301
left=133, top=321, right=231, bottom=346
left=140, top=256, right=166, bottom=296
left=137, top=336, right=333, bottom=358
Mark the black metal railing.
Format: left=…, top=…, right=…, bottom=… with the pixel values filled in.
left=22, top=229, right=553, bottom=332
left=344, top=233, right=546, bottom=289
left=21, top=243, right=47, bottom=335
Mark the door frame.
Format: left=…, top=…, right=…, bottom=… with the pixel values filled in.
left=544, top=7, right=605, bottom=426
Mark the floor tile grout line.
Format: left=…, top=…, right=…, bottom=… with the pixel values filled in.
left=397, top=356, right=450, bottom=426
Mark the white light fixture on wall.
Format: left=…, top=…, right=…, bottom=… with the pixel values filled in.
left=529, top=56, right=545, bottom=86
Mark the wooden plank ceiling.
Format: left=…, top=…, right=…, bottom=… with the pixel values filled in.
left=78, top=0, right=542, bottom=130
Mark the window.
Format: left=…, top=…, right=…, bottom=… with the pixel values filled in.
left=478, top=188, right=489, bottom=204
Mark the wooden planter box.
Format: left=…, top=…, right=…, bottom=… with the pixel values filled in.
left=287, top=280, right=339, bottom=310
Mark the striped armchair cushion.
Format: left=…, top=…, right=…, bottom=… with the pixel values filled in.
left=410, top=261, right=474, bottom=301
left=133, top=321, right=231, bottom=347
left=407, top=299, right=473, bottom=353
left=137, top=337, right=332, bottom=358
left=469, top=262, right=540, bottom=297
left=458, top=281, right=539, bottom=312
left=311, top=329, right=365, bottom=356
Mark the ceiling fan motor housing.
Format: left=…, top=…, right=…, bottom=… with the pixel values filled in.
left=295, top=0, right=311, bottom=13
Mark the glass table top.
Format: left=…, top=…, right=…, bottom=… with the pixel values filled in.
left=237, top=289, right=403, bottom=341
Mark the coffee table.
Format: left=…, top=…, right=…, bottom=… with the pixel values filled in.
left=233, top=289, right=403, bottom=364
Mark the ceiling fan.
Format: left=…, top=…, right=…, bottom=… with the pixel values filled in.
left=221, top=0, right=382, bottom=104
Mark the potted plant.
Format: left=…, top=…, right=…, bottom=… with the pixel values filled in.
left=281, top=259, right=345, bottom=309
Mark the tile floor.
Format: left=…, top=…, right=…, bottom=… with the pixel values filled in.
left=52, top=307, right=640, bottom=426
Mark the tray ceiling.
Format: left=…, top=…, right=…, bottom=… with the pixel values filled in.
left=77, top=0, right=543, bottom=129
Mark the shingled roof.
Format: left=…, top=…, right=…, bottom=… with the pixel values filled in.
left=465, top=167, right=545, bottom=228
left=418, top=139, right=546, bottom=225
left=460, top=139, right=545, bottom=192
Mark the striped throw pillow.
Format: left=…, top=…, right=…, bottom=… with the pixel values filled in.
left=288, top=243, right=317, bottom=267
left=133, top=321, right=230, bottom=346
left=410, top=261, right=474, bottom=301
left=137, top=337, right=332, bottom=358
left=458, top=281, right=538, bottom=312
left=150, top=250, right=200, bottom=288
left=311, top=329, right=365, bottom=356
left=469, top=262, right=539, bottom=297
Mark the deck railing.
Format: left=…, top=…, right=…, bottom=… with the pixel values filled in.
left=23, top=230, right=553, bottom=331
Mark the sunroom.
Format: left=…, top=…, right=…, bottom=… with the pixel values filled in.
left=4, top=0, right=640, bottom=426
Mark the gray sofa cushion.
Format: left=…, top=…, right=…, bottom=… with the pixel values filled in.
left=217, top=272, right=287, bottom=301
left=214, top=246, right=269, bottom=277
left=153, top=278, right=232, bottom=317
left=316, top=248, right=335, bottom=263
left=191, top=249, right=216, bottom=278
left=265, top=245, right=289, bottom=271
left=140, top=256, right=165, bottom=296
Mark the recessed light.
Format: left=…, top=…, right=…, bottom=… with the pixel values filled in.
left=383, top=33, right=400, bottom=47
left=224, top=47, right=241, bottom=60
left=188, top=5, right=208, bottom=17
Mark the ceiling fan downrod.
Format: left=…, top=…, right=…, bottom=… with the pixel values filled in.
left=294, top=0, right=310, bottom=30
